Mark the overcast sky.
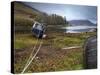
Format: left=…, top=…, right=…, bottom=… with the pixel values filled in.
left=24, top=2, right=97, bottom=24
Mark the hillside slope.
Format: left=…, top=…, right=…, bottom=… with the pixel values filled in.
left=13, top=2, right=44, bottom=32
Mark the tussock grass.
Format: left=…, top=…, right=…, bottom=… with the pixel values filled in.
left=14, top=34, right=37, bottom=49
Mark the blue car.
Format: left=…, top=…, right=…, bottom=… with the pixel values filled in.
left=32, top=22, right=45, bottom=38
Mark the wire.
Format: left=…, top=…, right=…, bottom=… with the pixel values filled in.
left=21, top=40, right=43, bottom=73
left=21, top=22, right=44, bottom=73
left=23, top=39, right=39, bottom=69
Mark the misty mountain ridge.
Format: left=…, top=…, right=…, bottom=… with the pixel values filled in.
left=69, top=20, right=96, bottom=26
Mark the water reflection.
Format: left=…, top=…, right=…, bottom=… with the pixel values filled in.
left=62, top=26, right=97, bottom=33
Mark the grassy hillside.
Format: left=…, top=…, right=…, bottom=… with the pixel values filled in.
left=14, top=2, right=41, bottom=19
left=14, top=2, right=44, bottom=33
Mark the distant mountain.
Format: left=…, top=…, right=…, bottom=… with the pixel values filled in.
left=69, top=20, right=96, bottom=26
